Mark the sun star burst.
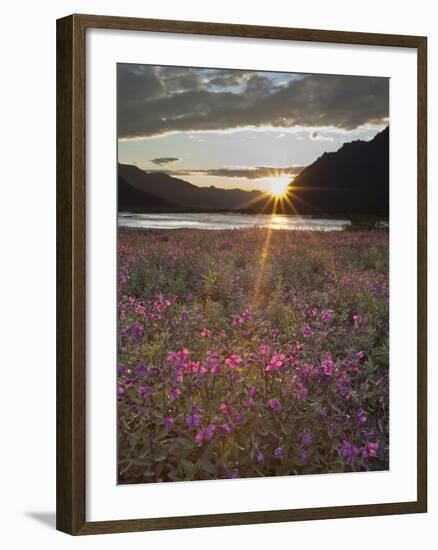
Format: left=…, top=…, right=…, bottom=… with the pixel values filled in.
left=265, top=175, right=292, bottom=198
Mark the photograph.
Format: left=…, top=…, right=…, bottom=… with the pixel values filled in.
left=116, top=63, right=390, bottom=484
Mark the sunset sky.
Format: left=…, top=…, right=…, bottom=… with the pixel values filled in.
left=117, top=64, right=389, bottom=193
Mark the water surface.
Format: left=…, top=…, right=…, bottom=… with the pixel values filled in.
left=118, top=212, right=351, bottom=232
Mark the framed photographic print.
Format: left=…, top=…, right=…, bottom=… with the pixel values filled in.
left=56, top=14, right=427, bottom=535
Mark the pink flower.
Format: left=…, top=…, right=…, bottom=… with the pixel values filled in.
left=362, top=441, right=379, bottom=459
left=259, top=344, right=271, bottom=356
left=320, top=356, right=334, bottom=377
left=321, top=309, right=334, bottom=322
left=357, top=409, right=367, bottom=424
left=154, top=298, right=172, bottom=310
left=201, top=328, right=212, bottom=338
left=243, top=397, right=254, bottom=408
left=340, top=440, right=358, bottom=459
left=265, top=353, right=286, bottom=372
left=177, top=348, right=189, bottom=361
left=232, top=315, right=244, bottom=326
left=353, top=314, right=363, bottom=326
left=206, top=351, right=221, bottom=373
left=296, top=385, right=308, bottom=401
left=300, top=363, right=312, bottom=379
left=138, top=386, right=152, bottom=397
left=219, top=422, right=234, bottom=435
left=218, top=403, right=231, bottom=416
left=170, top=387, right=181, bottom=400
left=345, top=362, right=360, bottom=375
left=186, top=413, right=201, bottom=430
left=232, top=309, right=252, bottom=326
left=225, top=354, right=242, bottom=368
left=131, top=324, right=144, bottom=337
left=268, top=398, right=282, bottom=413
left=184, top=361, right=207, bottom=374
left=242, top=308, right=253, bottom=320
left=195, top=424, right=216, bottom=443
left=204, top=424, right=216, bottom=440
left=301, top=325, right=312, bottom=338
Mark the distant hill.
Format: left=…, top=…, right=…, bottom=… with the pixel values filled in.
left=118, top=176, right=177, bottom=211
left=288, top=126, right=389, bottom=215
left=118, top=127, right=388, bottom=215
left=118, top=164, right=265, bottom=210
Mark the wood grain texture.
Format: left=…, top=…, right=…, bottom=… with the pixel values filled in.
left=74, top=13, right=426, bottom=47
left=56, top=13, right=427, bottom=535
left=416, top=36, right=428, bottom=513
left=56, top=14, right=86, bottom=534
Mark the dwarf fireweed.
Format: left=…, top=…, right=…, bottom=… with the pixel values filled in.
left=117, top=228, right=389, bottom=483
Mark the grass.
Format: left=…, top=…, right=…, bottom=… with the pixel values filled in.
left=117, top=227, right=389, bottom=483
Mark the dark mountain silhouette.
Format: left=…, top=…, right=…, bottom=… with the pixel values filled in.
left=118, top=176, right=177, bottom=211
left=287, top=126, right=389, bottom=215
left=118, top=126, right=388, bottom=215
left=118, top=164, right=265, bottom=210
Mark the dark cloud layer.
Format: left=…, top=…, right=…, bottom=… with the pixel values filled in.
left=118, top=64, right=389, bottom=139
left=150, top=157, right=180, bottom=165
left=148, top=166, right=305, bottom=180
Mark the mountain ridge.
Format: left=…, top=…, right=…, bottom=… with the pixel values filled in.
left=288, top=127, right=389, bottom=214
left=118, top=126, right=389, bottom=215
left=118, top=175, right=178, bottom=211
left=118, top=164, right=265, bottom=210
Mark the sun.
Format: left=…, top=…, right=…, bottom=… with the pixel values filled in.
left=265, top=175, right=291, bottom=197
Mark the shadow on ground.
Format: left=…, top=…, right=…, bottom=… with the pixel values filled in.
left=25, top=511, right=56, bottom=529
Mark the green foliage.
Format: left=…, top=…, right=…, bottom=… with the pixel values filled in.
left=117, top=228, right=389, bottom=482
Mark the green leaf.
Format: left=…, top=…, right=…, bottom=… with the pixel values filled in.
left=181, top=459, right=195, bottom=475
left=199, top=459, right=216, bottom=475
left=126, top=389, right=143, bottom=406
left=154, top=454, right=167, bottom=462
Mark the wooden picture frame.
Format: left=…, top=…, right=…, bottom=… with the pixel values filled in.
left=56, top=13, right=427, bottom=535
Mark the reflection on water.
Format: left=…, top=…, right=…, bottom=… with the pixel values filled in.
left=118, top=212, right=351, bottom=232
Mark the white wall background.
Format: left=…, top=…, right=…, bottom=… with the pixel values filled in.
left=0, top=0, right=436, bottom=547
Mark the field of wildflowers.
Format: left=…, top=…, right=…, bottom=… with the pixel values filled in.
left=117, top=227, right=389, bottom=483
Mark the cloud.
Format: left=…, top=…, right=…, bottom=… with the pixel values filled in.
left=118, top=65, right=389, bottom=139
left=154, top=165, right=305, bottom=179
left=207, top=72, right=248, bottom=88
left=117, top=64, right=164, bottom=104
left=311, top=131, right=334, bottom=142
left=150, top=157, right=180, bottom=165
left=244, top=74, right=273, bottom=97
left=158, top=67, right=206, bottom=93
